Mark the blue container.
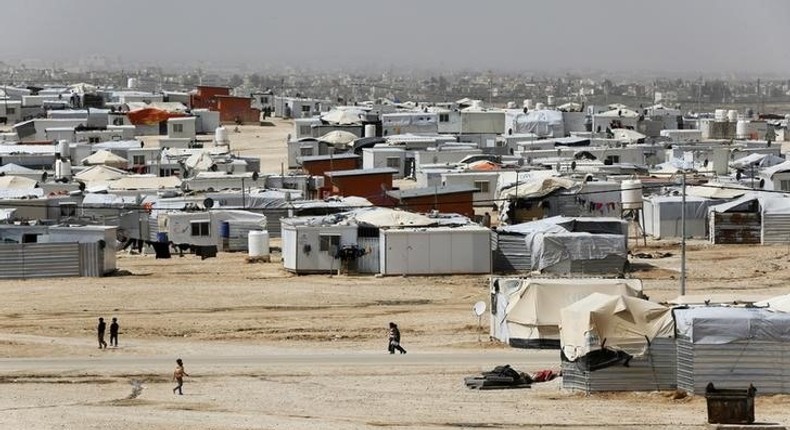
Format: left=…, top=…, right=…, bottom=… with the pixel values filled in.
left=157, top=232, right=169, bottom=243
left=220, top=221, right=231, bottom=238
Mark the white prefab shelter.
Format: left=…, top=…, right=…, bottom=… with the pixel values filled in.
left=675, top=306, right=790, bottom=394
left=46, top=225, right=118, bottom=274
left=641, top=195, right=713, bottom=239
left=489, top=278, right=643, bottom=348
left=379, top=225, right=491, bottom=276
left=158, top=210, right=266, bottom=248
left=281, top=219, right=357, bottom=274
left=511, top=109, right=564, bottom=137
left=362, top=147, right=407, bottom=179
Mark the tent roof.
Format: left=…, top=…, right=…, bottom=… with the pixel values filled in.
left=761, top=160, right=790, bottom=178
left=81, top=149, right=128, bottom=166
left=318, top=130, right=358, bottom=146
left=0, top=175, right=38, bottom=189
left=320, top=109, right=363, bottom=125
left=107, top=175, right=181, bottom=190
left=0, top=163, right=38, bottom=174
left=685, top=183, right=748, bottom=199
left=499, top=176, right=576, bottom=201
left=75, top=164, right=128, bottom=182
left=596, top=108, right=640, bottom=118
left=560, top=293, right=674, bottom=361
left=352, top=207, right=435, bottom=228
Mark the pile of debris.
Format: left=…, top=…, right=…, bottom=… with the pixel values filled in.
left=464, top=365, right=532, bottom=390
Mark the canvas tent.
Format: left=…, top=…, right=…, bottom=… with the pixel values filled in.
left=489, top=278, right=643, bottom=348
left=81, top=150, right=128, bottom=169
left=560, top=293, right=674, bottom=361
left=560, top=293, right=676, bottom=393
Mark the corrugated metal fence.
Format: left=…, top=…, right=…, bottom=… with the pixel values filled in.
left=0, top=242, right=103, bottom=279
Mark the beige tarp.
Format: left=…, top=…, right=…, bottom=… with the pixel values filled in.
left=0, top=175, right=38, bottom=189
left=497, top=278, right=643, bottom=344
left=318, top=130, right=358, bottom=146
left=107, top=175, right=181, bottom=190
left=352, top=207, right=435, bottom=228
left=75, top=165, right=127, bottom=186
left=686, top=183, right=748, bottom=200
left=499, top=177, right=576, bottom=201
left=320, top=109, right=363, bottom=126
left=560, top=293, right=674, bottom=361
left=81, top=150, right=128, bottom=168
left=185, top=151, right=214, bottom=171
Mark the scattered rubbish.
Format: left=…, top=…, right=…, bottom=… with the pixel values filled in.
left=631, top=252, right=673, bottom=259
left=464, top=365, right=532, bottom=390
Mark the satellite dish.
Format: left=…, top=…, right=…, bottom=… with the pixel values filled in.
left=203, top=197, right=214, bottom=209
left=473, top=301, right=486, bottom=317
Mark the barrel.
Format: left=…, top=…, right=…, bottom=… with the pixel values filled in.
left=248, top=230, right=270, bottom=258
left=157, top=232, right=169, bottom=243
left=220, top=221, right=230, bottom=238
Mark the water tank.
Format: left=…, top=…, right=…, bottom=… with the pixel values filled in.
left=248, top=230, right=270, bottom=258
left=547, top=95, right=555, bottom=106
left=220, top=221, right=230, bottom=238
left=621, top=179, right=643, bottom=210
left=471, top=100, right=482, bottom=110
left=127, top=77, right=138, bottom=89
left=714, top=109, right=727, bottom=122
left=736, top=120, right=749, bottom=139
left=506, top=101, right=516, bottom=109
left=55, top=159, right=62, bottom=179
left=58, top=140, right=69, bottom=160
left=523, top=99, right=533, bottom=110
left=727, top=110, right=738, bottom=122
left=535, top=102, right=546, bottom=111
left=214, top=126, right=229, bottom=146
left=364, top=124, right=376, bottom=138
left=60, top=159, right=72, bottom=180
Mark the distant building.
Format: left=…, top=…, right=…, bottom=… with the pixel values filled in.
left=190, top=86, right=260, bottom=124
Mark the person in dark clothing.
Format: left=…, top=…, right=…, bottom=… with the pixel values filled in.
left=109, top=317, right=119, bottom=347
left=388, top=322, right=407, bottom=354
left=97, top=317, right=108, bottom=349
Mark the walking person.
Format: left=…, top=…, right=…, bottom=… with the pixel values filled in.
left=173, top=358, right=189, bottom=395
left=97, top=317, right=108, bottom=349
left=109, top=317, right=119, bottom=347
left=388, top=322, right=407, bottom=354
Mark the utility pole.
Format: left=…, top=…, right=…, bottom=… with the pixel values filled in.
left=680, top=172, right=686, bottom=296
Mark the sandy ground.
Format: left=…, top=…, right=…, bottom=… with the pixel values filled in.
left=2, top=121, right=790, bottom=428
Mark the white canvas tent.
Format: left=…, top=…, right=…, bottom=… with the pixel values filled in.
left=490, top=278, right=643, bottom=348
left=512, top=109, right=564, bottom=137
left=560, top=293, right=674, bottom=361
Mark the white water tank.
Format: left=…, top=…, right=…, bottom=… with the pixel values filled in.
left=55, top=159, right=72, bottom=180
left=471, top=100, right=482, bottom=110
left=535, top=102, right=546, bottom=111
left=621, top=179, right=643, bottom=210
left=127, top=78, right=138, bottom=89
left=736, top=120, right=749, bottom=139
left=547, top=95, right=555, bottom=106
left=714, top=109, right=727, bottom=122
left=55, top=159, right=62, bottom=179
left=506, top=101, right=516, bottom=109
left=58, top=140, right=69, bottom=159
left=523, top=99, right=533, bottom=110
left=364, top=124, right=376, bottom=138
left=727, top=110, right=738, bottom=122
left=248, top=230, right=270, bottom=258
left=214, top=126, right=229, bottom=146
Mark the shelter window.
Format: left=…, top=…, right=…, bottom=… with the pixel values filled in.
left=261, top=96, right=269, bottom=104
left=474, top=181, right=490, bottom=193
left=319, top=234, right=341, bottom=252
left=299, top=125, right=311, bottom=136
left=605, top=155, right=620, bottom=164
left=386, top=157, right=401, bottom=169
left=300, top=147, right=313, bottom=157
left=6, top=107, right=15, bottom=115
left=439, top=114, right=449, bottom=123
left=173, top=123, right=184, bottom=133
left=781, top=180, right=790, bottom=192
left=301, top=105, right=311, bottom=113
left=88, top=137, right=100, bottom=144
left=132, top=155, right=145, bottom=165
left=190, top=221, right=210, bottom=237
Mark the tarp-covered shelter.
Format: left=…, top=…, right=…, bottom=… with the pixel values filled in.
left=489, top=278, right=643, bottom=348
left=512, top=109, right=564, bottom=137
left=675, top=306, right=790, bottom=394
left=561, top=293, right=674, bottom=361
left=708, top=192, right=790, bottom=244
left=0, top=175, right=38, bottom=189
left=560, top=293, right=676, bottom=393
left=493, top=216, right=628, bottom=275
left=81, top=149, right=128, bottom=169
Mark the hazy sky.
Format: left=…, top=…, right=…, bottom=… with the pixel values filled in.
left=6, top=0, right=790, bottom=74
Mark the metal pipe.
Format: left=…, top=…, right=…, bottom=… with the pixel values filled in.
left=680, top=172, right=686, bottom=296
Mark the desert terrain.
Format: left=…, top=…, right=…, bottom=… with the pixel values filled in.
left=1, top=120, right=790, bottom=429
